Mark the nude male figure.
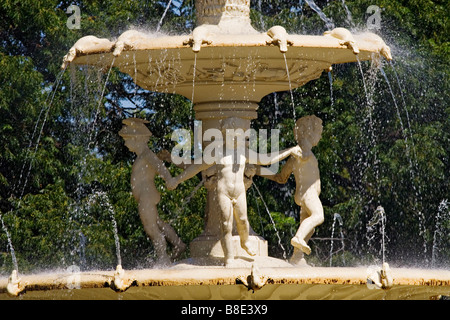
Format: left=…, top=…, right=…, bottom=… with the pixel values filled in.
left=168, top=117, right=300, bottom=266
left=265, top=115, right=324, bottom=265
left=119, top=118, right=186, bottom=265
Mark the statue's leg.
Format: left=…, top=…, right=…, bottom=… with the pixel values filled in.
left=138, top=202, right=170, bottom=264
left=233, top=193, right=256, bottom=256
left=156, top=217, right=186, bottom=258
left=218, top=194, right=234, bottom=266
left=291, top=194, right=324, bottom=255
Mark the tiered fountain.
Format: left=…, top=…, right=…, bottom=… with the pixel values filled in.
left=1, top=0, right=448, bottom=300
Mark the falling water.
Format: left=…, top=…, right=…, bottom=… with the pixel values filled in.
left=79, top=232, right=87, bottom=268
left=356, top=56, right=369, bottom=104
left=273, top=92, right=281, bottom=122
left=190, top=53, right=197, bottom=120
left=258, top=0, right=265, bottom=30
left=431, top=199, right=449, bottom=267
left=250, top=187, right=266, bottom=238
left=388, top=62, right=422, bottom=222
left=367, top=206, right=387, bottom=264
left=340, top=0, right=354, bottom=27
left=329, top=214, right=337, bottom=266
left=356, top=57, right=375, bottom=148
left=156, top=0, right=173, bottom=33
left=380, top=66, right=417, bottom=169
left=283, top=53, right=296, bottom=121
left=378, top=206, right=386, bottom=264
left=328, top=71, right=334, bottom=107
left=253, top=184, right=287, bottom=259
left=103, top=194, right=122, bottom=267
left=15, top=66, right=67, bottom=199
left=329, top=213, right=344, bottom=267
left=389, top=61, right=418, bottom=170
left=304, top=0, right=335, bottom=30
left=0, top=66, right=68, bottom=275
left=389, top=63, right=411, bottom=129
left=87, top=57, right=115, bottom=148
left=379, top=66, right=413, bottom=171
left=90, top=192, right=122, bottom=267
left=133, top=52, right=138, bottom=99
left=71, top=59, right=115, bottom=189
left=0, top=213, right=18, bottom=273
left=379, top=66, right=427, bottom=255
left=355, top=57, right=381, bottom=201
left=65, top=59, right=117, bottom=268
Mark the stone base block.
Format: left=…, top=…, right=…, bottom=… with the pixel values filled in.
left=190, top=235, right=268, bottom=258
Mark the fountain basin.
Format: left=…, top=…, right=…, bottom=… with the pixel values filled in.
left=1, top=266, right=448, bottom=300
left=70, top=32, right=390, bottom=105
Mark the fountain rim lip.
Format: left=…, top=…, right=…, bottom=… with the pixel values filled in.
left=68, top=32, right=391, bottom=65
left=1, top=266, right=449, bottom=295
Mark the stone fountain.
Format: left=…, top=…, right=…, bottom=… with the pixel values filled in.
left=1, top=0, right=449, bottom=300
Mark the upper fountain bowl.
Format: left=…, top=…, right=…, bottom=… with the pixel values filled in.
left=62, top=0, right=392, bottom=105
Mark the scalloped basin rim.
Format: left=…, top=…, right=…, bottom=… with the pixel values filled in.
left=1, top=266, right=449, bottom=291
left=0, top=266, right=449, bottom=300
left=70, top=33, right=387, bottom=103
left=71, top=33, right=387, bottom=65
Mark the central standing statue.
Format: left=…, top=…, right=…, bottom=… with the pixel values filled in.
left=167, top=117, right=301, bottom=266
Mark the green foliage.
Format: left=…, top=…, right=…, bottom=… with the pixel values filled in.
left=0, top=0, right=448, bottom=274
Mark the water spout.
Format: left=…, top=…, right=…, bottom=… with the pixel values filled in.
left=184, top=26, right=212, bottom=53
left=62, top=36, right=114, bottom=69
left=266, top=26, right=293, bottom=53
left=109, top=264, right=133, bottom=292
left=89, top=191, right=123, bottom=267
left=324, top=27, right=359, bottom=54
left=7, top=270, right=26, bottom=296
left=237, top=263, right=268, bottom=292
left=366, top=262, right=393, bottom=290
left=190, top=52, right=197, bottom=120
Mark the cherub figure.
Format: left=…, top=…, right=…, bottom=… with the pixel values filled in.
left=265, top=115, right=324, bottom=264
left=167, top=117, right=300, bottom=266
left=119, top=118, right=186, bottom=265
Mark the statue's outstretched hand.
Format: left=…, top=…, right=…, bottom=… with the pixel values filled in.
left=291, top=145, right=303, bottom=159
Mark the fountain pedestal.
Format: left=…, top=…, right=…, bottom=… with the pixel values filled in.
left=190, top=235, right=268, bottom=259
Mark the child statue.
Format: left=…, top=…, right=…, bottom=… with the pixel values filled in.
left=167, top=117, right=301, bottom=266
left=266, top=115, right=324, bottom=265
left=119, top=118, right=186, bottom=265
